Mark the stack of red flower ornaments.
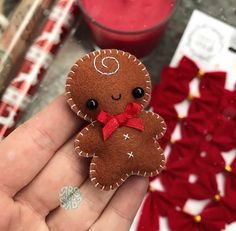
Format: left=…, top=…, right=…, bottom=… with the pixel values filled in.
left=137, top=57, right=236, bottom=231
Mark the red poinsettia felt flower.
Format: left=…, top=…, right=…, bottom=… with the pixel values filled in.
left=166, top=172, right=219, bottom=202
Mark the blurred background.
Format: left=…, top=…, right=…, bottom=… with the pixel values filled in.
left=15, top=0, right=236, bottom=125
left=0, top=1, right=236, bottom=230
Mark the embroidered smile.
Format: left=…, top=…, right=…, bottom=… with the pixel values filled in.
left=111, top=94, right=122, bottom=101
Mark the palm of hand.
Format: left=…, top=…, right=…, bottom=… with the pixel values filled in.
left=0, top=96, right=147, bottom=231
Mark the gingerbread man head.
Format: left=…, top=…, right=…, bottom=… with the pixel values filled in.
left=65, top=49, right=151, bottom=122
left=65, top=49, right=166, bottom=191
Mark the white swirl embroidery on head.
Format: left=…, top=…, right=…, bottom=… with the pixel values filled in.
left=93, top=54, right=120, bottom=76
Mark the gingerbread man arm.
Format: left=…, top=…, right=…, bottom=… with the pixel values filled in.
left=140, top=111, right=167, bottom=139
left=74, top=122, right=104, bottom=157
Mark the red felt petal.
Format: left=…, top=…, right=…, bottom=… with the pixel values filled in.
left=221, top=183, right=236, bottom=223
left=161, top=56, right=198, bottom=86
left=151, top=84, right=181, bottom=109
left=160, top=66, right=179, bottom=83
left=188, top=172, right=218, bottom=200
left=137, top=193, right=160, bottom=231
left=167, top=180, right=191, bottom=204
left=196, top=143, right=225, bottom=173
left=155, top=191, right=178, bottom=216
left=161, top=158, right=194, bottom=189
left=219, top=90, right=236, bottom=121
left=167, top=171, right=220, bottom=204
left=188, top=93, right=221, bottom=116
left=200, top=72, right=226, bottom=96
left=160, top=80, right=189, bottom=105
left=180, top=112, right=208, bottom=138
left=231, top=157, right=236, bottom=175
left=150, top=85, right=162, bottom=107
left=178, top=56, right=199, bottom=78
left=201, top=206, right=228, bottom=231
left=168, top=210, right=195, bottom=231
left=223, top=171, right=236, bottom=210
left=212, top=120, right=236, bottom=152
left=167, top=138, right=200, bottom=164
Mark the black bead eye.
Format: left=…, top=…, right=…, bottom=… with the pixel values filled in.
left=86, top=99, right=98, bottom=110
left=132, top=87, right=145, bottom=99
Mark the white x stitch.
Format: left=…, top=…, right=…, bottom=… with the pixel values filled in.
left=123, top=133, right=130, bottom=140
left=127, top=151, right=134, bottom=158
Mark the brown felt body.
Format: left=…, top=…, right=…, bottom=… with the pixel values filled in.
left=65, top=49, right=167, bottom=190
left=74, top=111, right=166, bottom=190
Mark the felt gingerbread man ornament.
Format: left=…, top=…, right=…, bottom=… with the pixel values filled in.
left=65, top=49, right=166, bottom=191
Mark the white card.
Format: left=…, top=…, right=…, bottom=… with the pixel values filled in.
left=171, top=10, right=236, bottom=90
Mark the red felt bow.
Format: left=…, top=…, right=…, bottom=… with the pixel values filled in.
left=161, top=56, right=200, bottom=84
left=97, top=102, right=144, bottom=140
left=168, top=206, right=228, bottom=231
left=186, top=172, right=219, bottom=201
left=168, top=172, right=219, bottom=204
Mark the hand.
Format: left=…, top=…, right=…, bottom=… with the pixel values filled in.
left=0, top=95, right=148, bottom=231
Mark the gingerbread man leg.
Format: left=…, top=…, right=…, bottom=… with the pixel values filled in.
left=89, top=154, right=129, bottom=191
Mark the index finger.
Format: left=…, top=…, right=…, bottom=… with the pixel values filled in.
left=90, top=177, right=148, bottom=231
left=0, top=95, right=84, bottom=197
